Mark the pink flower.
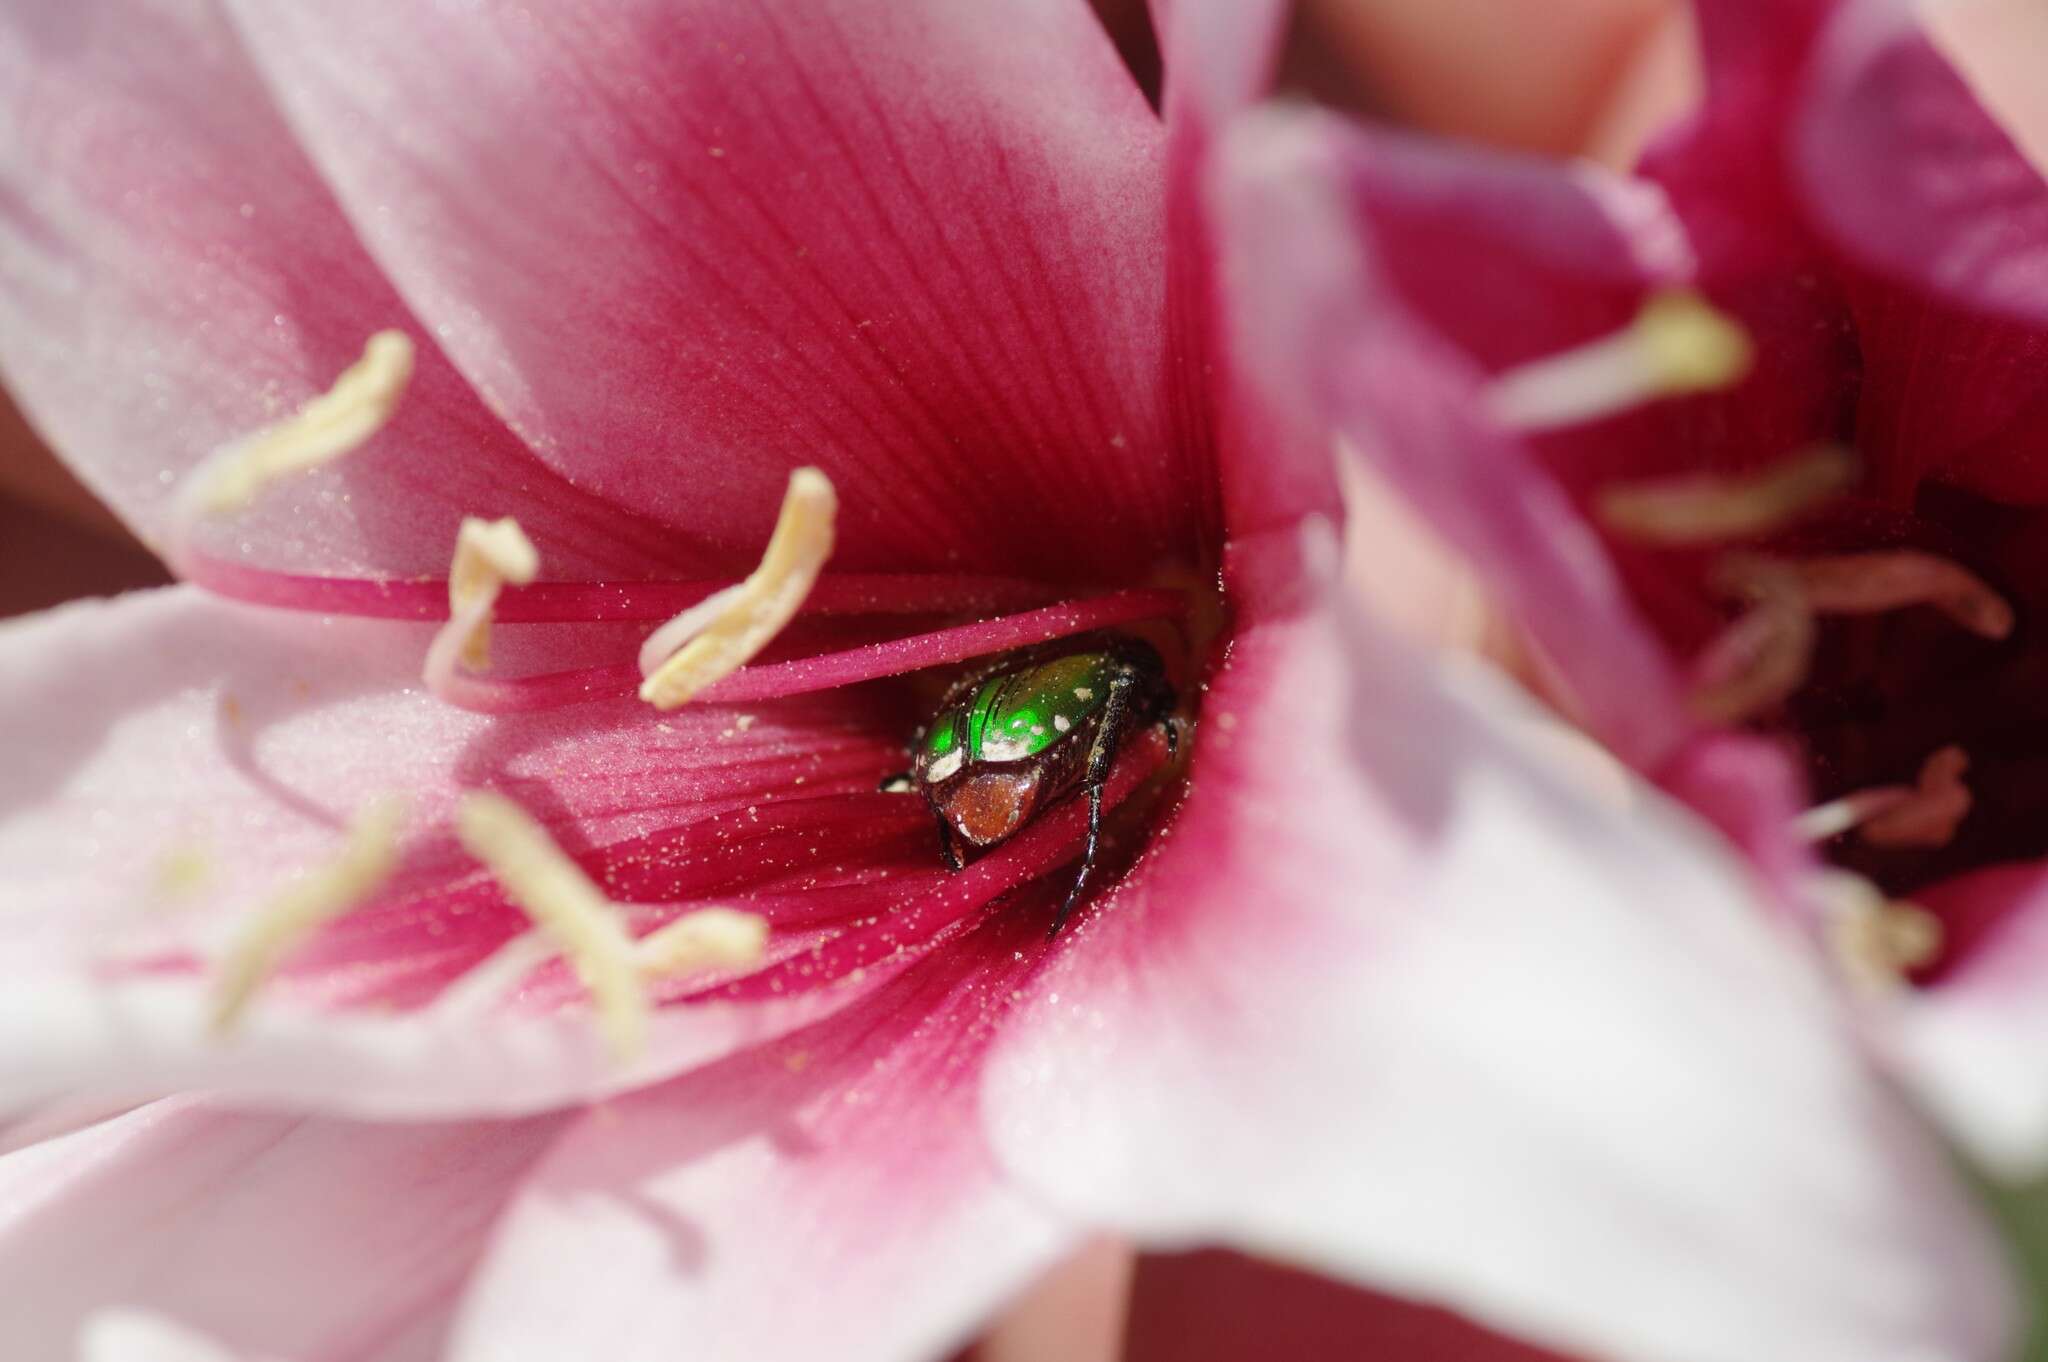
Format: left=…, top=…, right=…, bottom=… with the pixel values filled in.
left=0, top=1, right=2010, bottom=1359
left=1218, top=0, right=2048, bottom=1224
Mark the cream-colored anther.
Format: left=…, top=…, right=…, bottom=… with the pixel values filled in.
left=639, top=468, right=836, bottom=710
left=1787, top=551, right=2014, bottom=640
left=175, top=331, right=415, bottom=520
left=209, top=800, right=406, bottom=1034
left=423, top=517, right=539, bottom=705
left=1488, top=291, right=1752, bottom=432
left=1816, top=870, right=1943, bottom=994
left=635, top=908, right=769, bottom=977
left=1597, top=447, right=1858, bottom=545
left=457, top=791, right=651, bottom=1060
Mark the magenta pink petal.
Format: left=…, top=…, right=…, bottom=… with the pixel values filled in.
left=223, top=0, right=1189, bottom=583
left=985, top=552, right=2014, bottom=1362
left=0, top=0, right=691, bottom=580
left=1795, top=0, right=2048, bottom=329
left=1213, top=109, right=1691, bottom=769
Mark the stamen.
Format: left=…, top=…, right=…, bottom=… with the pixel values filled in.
left=456, top=792, right=768, bottom=1059
left=1488, top=290, right=1752, bottom=432
left=1815, top=870, right=1943, bottom=992
left=639, top=468, right=837, bottom=710
left=1861, top=745, right=1973, bottom=849
left=635, top=908, right=770, bottom=977
left=1596, top=447, right=1858, bottom=545
left=457, top=792, right=651, bottom=1059
left=173, top=331, right=415, bottom=523
left=423, top=517, right=540, bottom=709
left=209, top=800, right=405, bottom=1034
left=1785, top=551, right=2015, bottom=640
left=1689, top=559, right=1815, bottom=724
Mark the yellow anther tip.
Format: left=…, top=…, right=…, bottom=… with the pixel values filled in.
left=1636, top=291, right=1753, bottom=393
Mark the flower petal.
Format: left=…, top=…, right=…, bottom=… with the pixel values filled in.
left=0, top=1097, right=563, bottom=1361
left=1795, top=0, right=2048, bottom=328
left=0, top=0, right=691, bottom=579
left=1892, top=862, right=2048, bottom=1177
left=223, top=0, right=1185, bottom=583
left=0, top=588, right=908, bottom=1117
left=447, top=917, right=1074, bottom=1362
left=983, top=543, right=2015, bottom=1362
left=1212, top=108, right=1691, bottom=769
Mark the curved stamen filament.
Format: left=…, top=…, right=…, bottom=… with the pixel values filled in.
left=423, top=588, right=1183, bottom=715
left=209, top=799, right=406, bottom=1034
left=1488, top=291, right=1752, bottom=432
left=177, top=556, right=1059, bottom=623
left=172, top=331, right=414, bottom=535
left=640, top=468, right=837, bottom=710
left=1690, top=560, right=1815, bottom=724
left=1596, top=447, right=1858, bottom=545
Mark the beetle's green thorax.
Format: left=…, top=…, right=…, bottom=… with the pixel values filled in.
left=965, top=652, right=1117, bottom=763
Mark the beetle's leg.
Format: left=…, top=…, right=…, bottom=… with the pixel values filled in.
left=1052, top=670, right=1137, bottom=936
left=935, top=814, right=963, bottom=872
left=1051, top=784, right=1104, bottom=937
left=1162, top=716, right=1180, bottom=761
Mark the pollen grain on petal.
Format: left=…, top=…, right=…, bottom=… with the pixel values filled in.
left=1487, top=290, right=1752, bottom=432
left=1596, top=447, right=1858, bottom=546
left=424, top=517, right=540, bottom=707
left=173, top=330, right=416, bottom=524
left=639, top=467, right=837, bottom=711
left=209, top=799, right=406, bottom=1035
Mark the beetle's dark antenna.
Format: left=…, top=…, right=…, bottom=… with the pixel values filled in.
left=1050, top=667, right=1139, bottom=936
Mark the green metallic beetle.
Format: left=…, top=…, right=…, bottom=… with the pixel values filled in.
left=901, top=637, right=1176, bottom=935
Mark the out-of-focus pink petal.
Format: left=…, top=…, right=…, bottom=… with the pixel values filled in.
left=984, top=541, right=2014, bottom=1362
left=0, top=589, right=906, bottom=1116
left=1928, top=0, right=2048, bottom=183
left=1893, top=863, right=2048, bottom=1176
left=223, top=0, right=1183, bottom=583
left=1795, top=0, right=2048, bottom=328
left=0, top=0, right=689, bottom=579
left=1212, top=108, right=1690, bottom=770
left=447, top=915, right=1074, bottom=1362
left=0, top=1097, right=564, bottom=1360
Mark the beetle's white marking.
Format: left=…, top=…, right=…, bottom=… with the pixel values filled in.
left=982, top=734, right=1032, bottom=761
left=1074, top=687, right=1094, bottom=701
left=175, top=331, right=415, bottom=522
left=926, top=748, right=964, bottom=783
left=639, top=468, right=836, bottom=709
left=1054, top=715, right=1071, bottom=733
left=1030, top=723, right=1045, bottom=736
left=1487, top=291, right=1750, bottom=432
left=210, top=799, right=406, bottom=1034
